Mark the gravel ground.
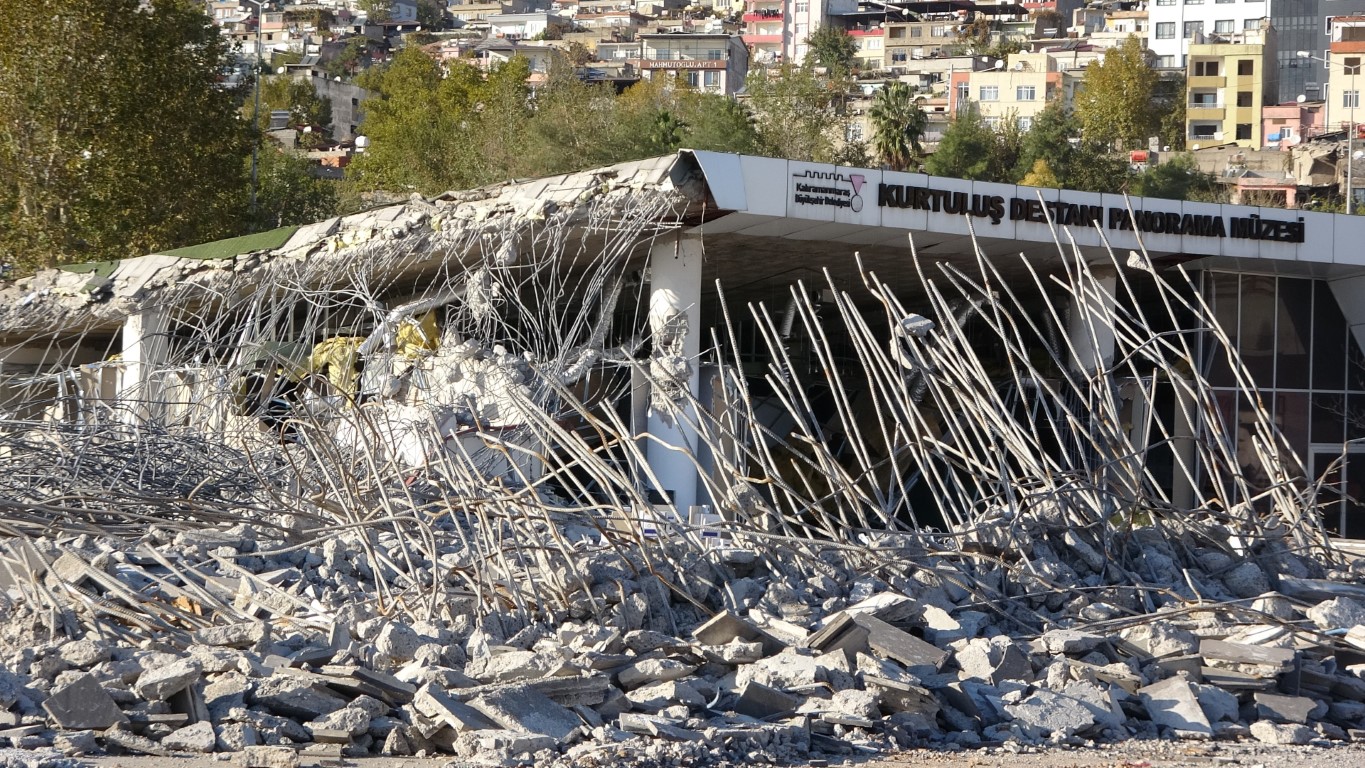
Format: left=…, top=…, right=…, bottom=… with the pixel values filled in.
left=62, top=741, right=1365, bottom=768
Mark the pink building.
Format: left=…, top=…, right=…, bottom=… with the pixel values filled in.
left=1262, top=100, right=1325, bottom=150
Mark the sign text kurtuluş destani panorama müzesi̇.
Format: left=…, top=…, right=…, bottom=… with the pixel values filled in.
left=787, top=170, right=1306, bottom=244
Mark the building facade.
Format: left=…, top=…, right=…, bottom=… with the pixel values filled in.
left=1147, top=0, right=1268, bottom=69
left=1185, top=25, right=1278, bottom=148
left=633, top=33, right=750, bottom=94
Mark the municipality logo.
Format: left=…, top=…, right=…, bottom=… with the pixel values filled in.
left=792, top=170, right=867, bottom=212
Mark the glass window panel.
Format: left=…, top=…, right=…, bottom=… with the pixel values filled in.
left=1275, top=391, right=1310, bottom=460
left=1239, top=275, right=1277, bottom=389
left=1313, top=281, right=1347, bottom=390
left=1275, top=277, right=1313, bottom=389
left=1345, top=454, right=1365, bottom=538
left=1207, top=273, right=1239, bottom=387
left=1351, top=334, right=1365, bottom=392
left=1313, top=392, right=1346, bottom=445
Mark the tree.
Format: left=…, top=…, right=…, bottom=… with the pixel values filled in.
left=925, top=107, right=997, bottom=180
left=1013, top=98, right=1077, bottom=181
left=415, top=0, right=445, bottom=29
left=1073, top=35, right=1158, bottom=150
left=677, top=92, right=762, bottom=155
left=0, top=0, right=251, bottom=271
left=252, top=146, right=338, bottom=231
left=253, top=75, right=333, bottom=145
left=1155, top=73, right=1187, bottom=151
left=567, top=41, right=594, bottom=66
left=1131, top=154, right=1224, bottom=201
left=868, top=82, right=926, bottom=171
left=358, top=0, right=392, bottom=22
left=745, top=64, right=847, bottom=163
left=804, top=25, right=858, bottom=79
left=1020, top=158, right=1059, bottom=187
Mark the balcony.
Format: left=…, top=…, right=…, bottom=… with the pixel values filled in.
left=1188, top=75, right=1225, bottom=88
left=1331, top=41, right=1365, bottom=54
left=743, top=10, right=783, bottom=21
left=742, top=33, right=783, bottom=43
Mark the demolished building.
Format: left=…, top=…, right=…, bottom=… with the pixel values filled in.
left=2, top=151, right=1365, bottom=762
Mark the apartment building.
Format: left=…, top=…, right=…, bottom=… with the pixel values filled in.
left=632, top=33, right=750, bottom=94
left=1147, top=0, right=1267, bottom=69
left=948, top=52, right=1069, bottom=129
left=1185, top=25, right=1277, bottom=148
left=1326, top=16, right=1365, bottom=135
left=883, top=19, right=962, bottom=70
left=740, top=0, right=857, bottom=64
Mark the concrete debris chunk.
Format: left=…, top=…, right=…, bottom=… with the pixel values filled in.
left=1139, top=676, right=1212, bottom=737
left=252, top=675, right=348, bottom=720
left=1308, top=597, right=1365, bottom=630
left=413, top=684, right=498, bottom=732
left=1249, top=720, right=1316, bottom=745
left=735, top=682, right=801, bottom=719
left=1004, top=689, right=1097, bottom=738
left=1255, top=692, right=1318, bottom=724
left=468, top=684, right=582, bottom=741
left=163, top=721, right=218, bottom=753
left=43, top=673, right=127, bottom=730
left=240, top=745, right=300, bottom=768
left=134, top=657, right=202, bottom=701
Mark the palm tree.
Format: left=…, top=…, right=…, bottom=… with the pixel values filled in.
left=868, top=82, right=927, bottom=171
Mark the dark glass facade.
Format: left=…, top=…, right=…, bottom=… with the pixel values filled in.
left=1273, top=0, right=1365, bottom=103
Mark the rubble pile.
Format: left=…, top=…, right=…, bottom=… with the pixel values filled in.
left=0, top=502, right=1362, bottom=767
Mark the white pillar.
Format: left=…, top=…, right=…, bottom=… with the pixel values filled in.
left=120, top=309, right=170, bottom=424
left=1067, top=265, right=1118, bottom=376
left=645, top=232, right=704, bottom=513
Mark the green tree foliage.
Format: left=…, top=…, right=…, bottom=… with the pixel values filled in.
left=804, top=25, right=858, bottom=79
left=1131, top=154, right=1224, bottom=201
left=1074, top=35, right=1158, bottom=150
left=745, top=63, right=848, bottom=163
left=925, top=107, right=997, bottom=180
left=325, top=36, right=376, bottom=80
left=868, top=82, right=926, bottom=171
left=415, top=0, right=445, bottom=29
left=252, top=146, right=339, bottom=231
left=1012, top=99, right=1129, bottom=192
left=1155, top=74, right=1187, bottom=151
left=347, top=54, right=762, bottom=196
left=567, top=41, right=594, bottom=66
left=254, top=76, right=333, bottom=144
left=1019, top=158, right=1059, bottom=187
left=0, top=0, right=251, bottom=270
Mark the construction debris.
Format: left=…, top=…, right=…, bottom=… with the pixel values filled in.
left=0, top=154, right=1364, bottom=766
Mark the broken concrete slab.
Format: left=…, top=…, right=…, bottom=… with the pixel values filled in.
left=163, top=721, right=217, bottom=753
left=735, top=682, right=802, bottom=719
left=1139, top=676, right=1212, bottom=737
left=1255, top=692, right=1319, bottom=724
left=1004, top=689, right=1097, bottom=738
left=252, top=675, right=348, bottom=720
left=134, top=657, right=202, bottom=701
left=1249, top=720, right=1315, bottom=745
left=468, top=684, right=582, bottom=741
left=693, top=611, right=784, bottom=657
left=413, top=684, right=498, bottom=732
left=240, top=745, right=300, bottom=768
left=43, top=674, right=127, bottom=730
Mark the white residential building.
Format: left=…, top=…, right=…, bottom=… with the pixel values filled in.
left=740, top=0, right=857, bottom=65
left=1147, top=0, right=1268, bottom=69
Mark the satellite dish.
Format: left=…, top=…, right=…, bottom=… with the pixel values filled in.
left=1297, top=94, right=1307, bottom=103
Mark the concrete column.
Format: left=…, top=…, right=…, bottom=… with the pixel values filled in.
left=645, top=232, right=704, bottom=513
left=1067, top=265, right=1118, bottom=376
left=120, top=309, right=170, bottom=424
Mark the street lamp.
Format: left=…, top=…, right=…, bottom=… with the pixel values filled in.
left=1298, top=49, right=1359, bottom=213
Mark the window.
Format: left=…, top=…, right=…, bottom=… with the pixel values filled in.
left=891, top=50, right=907, bottom=62
left=707, top=48, right=723, bottom=59
left=1192, top=123, right=1218, bottom=138
left=1185, top=20, right=1204, bottom=38
left=1156, top=0, right=1173, bottom=5
left=1244, top=18, right=1261, bottom=29
left=794, top=22, right=807, bottom=34
left=1215, top=19, right=1235, bottom=33
left=956, top=81, right=969, bottom=104
left=931, top=25, right=949, bottom=37
left=889, top=27, right=904, bottom=38
left=979, top=85, right=999, bottom=100
left=1348, top=57, right=1363, bottom=75
left=1191, top=92, right=1219, bottom=105
left=1016, top=85, right=1036, bottom=100
left=686, top=71, right=700, bottom=87
left=910, top=26, right=922, bottom=37
left=1237, top=91, right=1253, bottom=106
left=794, top=1, right=808, bottom=11
left=1238, top=59, right=1254, bottom=75
left=1193, top=60, right=1220, bottom=76
left=704, top=70, right=720, bottom=87
left=1157, top=55, right=1177, bottom=67
left=1186, top=0, right=1203, bottom=5
left=1018, top=116, right=1033, bottom=131
left=1156, top=22, right=1176, bottom=39
left=1236, top=123, right=1252, bottom=140
left=1346, top=90, right=1361, bottom=108
left=1284, top=126, right=1294, bottom=138
left=864, top=38, right=882, bottom=50
left=984, top=116, right=1001, bottom=129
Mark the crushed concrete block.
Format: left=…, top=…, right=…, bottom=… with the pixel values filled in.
left=240, top=745, right=300, bottom=768
left=1255, top=692, right=1318, bottom=724
left=103, top=726, right=171, bottom=756
left=308, top=706, right=371, bottom=737
left=954, top=636, right=1033, bottom=685
left=1308, top=597, right=1365, bottom=630
left=735, top=682, right=801, bottom=719
left=1061, top=681, right=1125, bottom=729
left=194, top=622, right=267, bottom=648
left=252, top=675, right=347, bottom=720
left=1004, top=689, right=1097, bottom=738
left=163, top=721, right=218, bottom=753
left=625, top=680, right=704, bottom=712
left=43, top=673, right=127, bottom=730
left=1199, top=639, right=1295, bottom=670
left=1038, top=629, right=1105, bottom=655
left=53, top=730, right=98, bottom=756
left=1223, top=562, right=1271, bottom=599
left=829, top=689, right=881, bottom=720
left=693, top=611, right=784, bottom=656
left=1249, top=720, right=1315, bottom=745
left=1194, top=683, right=1239, bottom=723
left=618, top=713, right=705, bottom=742
left=135, top=657, right=202, bottom=701
left=617, top=658, right=697, bottom=690
left=413, top=684, right=497, bottom=732
left=453, top=729, right=557, bottom=757
left=374, top=623, right=423, bottom=662
left=1139, top=676, right=1211, bottom=736
left=469, top=684, right=582, bottom=740
left=466, top=650, right=576, bottom=683
left=215, top=723, right=260, bottom=752
left=57, top=640, right=111, bottom=669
